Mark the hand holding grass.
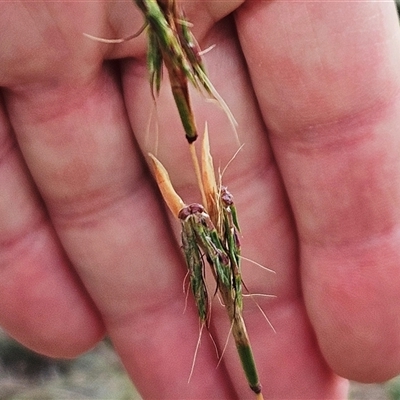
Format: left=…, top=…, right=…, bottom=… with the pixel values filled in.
left=0, top=1, right=400, bottom=398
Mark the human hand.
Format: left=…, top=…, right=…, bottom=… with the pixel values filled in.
left=1, top=1, right=400, bottom=398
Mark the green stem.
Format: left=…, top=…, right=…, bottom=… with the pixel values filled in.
left=232, top=314, right=262, bottom=395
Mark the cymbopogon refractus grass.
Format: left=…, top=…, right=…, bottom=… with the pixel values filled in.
left=85, top=2, right=270, bottom=397
left=149, top=129, right=269, bottom=400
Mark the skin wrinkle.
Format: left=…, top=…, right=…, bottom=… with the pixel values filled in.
left=105, top=276, right=186, bottom=328
left=6, top=75, right=105, bottom=125
left=270, top=82, right=400, bottom=142
left=275, top=95, right=400, bottom=246
left=43, top=155, right=144, bottom=223
left=51, top=172, right=149, bottom=233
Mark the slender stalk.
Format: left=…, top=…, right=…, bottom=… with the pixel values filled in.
left=135, top=0, right=236, bottom=143
left=189, top=143, right=207, bottom=209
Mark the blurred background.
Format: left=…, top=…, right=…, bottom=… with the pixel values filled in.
left=0, top=328, right=141, bottom=400
left=0, top=329, right=141, bottom=400
left=1, top=326, right=400, bottom=400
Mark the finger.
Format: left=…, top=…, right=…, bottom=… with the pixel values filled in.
left=4, top=60, right=237, bottom=399
left=123, top=12, right=345, bottom=398
left=0, top=99, right=104, bottom=356
left=2, top=2, right=236, bottom=398
left=236, top=1, right=400, bottom=381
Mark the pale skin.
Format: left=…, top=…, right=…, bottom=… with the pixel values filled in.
left=1, top=1, right=400, bottom=398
